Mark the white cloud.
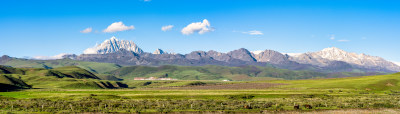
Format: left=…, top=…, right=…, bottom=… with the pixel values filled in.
left=83, top=48, right=97, bottom=54
left=161, top=25, right=174, bottom=31
left=80, top=27, right=92, bottom=33
left=330, top=35, right=335, bottom=40
left=329, top=35, right=349, bottom=42
left=181, top=19, right=214, bottom=35
left=243, top=30, right=263, bottom=35
left=338, top=39, right=350, bottom=42
left=84, top=42, right=102, bottom=54
left=33, top=53, right=70, bottom=60
left=144, top=0, right=151, bottom=2
left=103, top=21, right=135, bottom=33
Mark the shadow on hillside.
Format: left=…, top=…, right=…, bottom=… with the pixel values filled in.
left=0, top=84, right=31, bottom=92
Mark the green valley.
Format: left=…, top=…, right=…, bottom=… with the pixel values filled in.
left=1, top=63, right=400, bottom=113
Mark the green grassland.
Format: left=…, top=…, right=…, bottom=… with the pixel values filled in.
left=2, top=58, right=121, bottom=74
left=1, top=69, right=400, bottom=113
left=0, top=65, right=127, bottom=91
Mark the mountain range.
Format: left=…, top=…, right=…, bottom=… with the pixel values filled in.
left=48, top=36, right=399, bottom=73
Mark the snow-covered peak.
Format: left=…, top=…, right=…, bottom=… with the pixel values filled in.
left=321, top=47, right=346, bottom=53
left=83, top=36, right=143, bottom=54
left=110, top=36, right=117, bottom=40
left=287, top=47, right=400, bottom=71
left=153, top=48, right=166, bottom=54
left=316, top=47, right=352, bottom=60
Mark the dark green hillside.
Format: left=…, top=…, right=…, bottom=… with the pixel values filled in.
left=50, top=66, right=100, bottom=79
left=0, top=74, right=31, bottom=91
left=0, top=65, right=127, bottom=89
left=19, top=66, right=100, bottom=79
left=0, top=65, right=25, bottom=74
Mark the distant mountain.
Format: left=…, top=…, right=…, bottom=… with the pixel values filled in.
left=2, top=37, right=398, bottom=74
left=253, top=50, right=291, bottom=64
left=288, top=47, right=400, bottom=72
left=83, top=36, right=143, bottom=54
left=72, top=37, right=400, bottom=72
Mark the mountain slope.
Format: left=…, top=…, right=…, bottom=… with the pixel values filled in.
left=253, top=50, right=291, bottom=64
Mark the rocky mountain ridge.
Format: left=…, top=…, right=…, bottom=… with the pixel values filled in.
left=287, top=47, right=400, bottom=72
left=73, top=37, right=400, bottom=72
left=2, top=36, right=399, bottom=73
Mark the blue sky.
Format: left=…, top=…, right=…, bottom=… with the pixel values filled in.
left=0, top=0, right=399, bottom=62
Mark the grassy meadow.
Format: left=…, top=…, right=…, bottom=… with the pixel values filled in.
left=1, top=71, right=400, bottom=113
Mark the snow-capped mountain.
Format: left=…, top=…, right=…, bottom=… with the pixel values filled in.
left=72, top=37, right=400, bottom=72
left=288, top=47, right=400, bottom=71
left=153, top=48, right=166, bottom=54
left=83, top=36, right=143, bottom=54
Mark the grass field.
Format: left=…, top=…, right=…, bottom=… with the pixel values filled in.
left=0, top=73, right=399, bottom=113
left=2, top=58, right=121, bottom=74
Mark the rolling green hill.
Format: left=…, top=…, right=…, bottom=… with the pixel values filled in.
left=1, top=58, right=121, bottom=74
left=0, top=74, right=31, bottom=91
left=0, top=65, right=127, bottom=89
left=0, top=65, right=25, bottom=74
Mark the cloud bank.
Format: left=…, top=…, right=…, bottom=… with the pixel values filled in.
left=103, top=22, right=135, bottom=33
left=181, top=19, right=213, bottom=35
left=33, top=53, right=70, bottom=60
left=161, top=25, right=174, bottom=31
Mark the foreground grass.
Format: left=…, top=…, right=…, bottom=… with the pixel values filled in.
left=0, top=89, right=399, bottom=113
